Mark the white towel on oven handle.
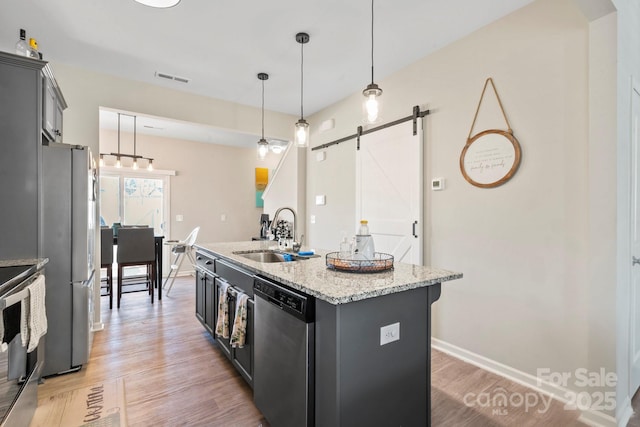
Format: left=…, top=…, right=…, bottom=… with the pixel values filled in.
left=20, top=275, right=47, bottom=353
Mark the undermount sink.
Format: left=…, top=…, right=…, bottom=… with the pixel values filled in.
left=233, top=250, right=307, bottom=263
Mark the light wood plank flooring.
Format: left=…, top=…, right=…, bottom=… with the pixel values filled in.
left=33, top=276, right=590, bottom=426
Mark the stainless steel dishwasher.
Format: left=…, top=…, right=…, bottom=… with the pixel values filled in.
left=253, top=275, right=315, bottom=427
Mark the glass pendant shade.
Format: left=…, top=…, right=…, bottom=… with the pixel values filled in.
left=363, top=83, right=383, bottom=124
left=295, top=118, right=309, bottom=147
left=147, top=159, right=154, bottom=171
left=257, top=138, right=269, bottom=160
left=132, top=158, right=139, bottom=170
left=134, top=0, right=181, bottom=8
left=99, top=154, right=105, bottom=167
left=115, top=156, right=122, bottom=168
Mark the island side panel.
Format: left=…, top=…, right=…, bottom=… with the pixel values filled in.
left=315, top=283, right=441, bottom=427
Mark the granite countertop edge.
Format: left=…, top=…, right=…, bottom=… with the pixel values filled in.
left=195, top=242, right=462, bottom=305
left=0, top=258, right=49, bottom=270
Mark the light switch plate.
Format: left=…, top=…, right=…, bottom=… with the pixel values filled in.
left=315, top=195, right=326, bottom=205
left=176, top=214, right=184, bottom=222
left=380, top=322, right=400, bottom=346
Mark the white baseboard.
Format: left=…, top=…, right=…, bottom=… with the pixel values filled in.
left=91, top=322, right=105, bottom=332
left=431, top=338, right=618, bottom=427
left=616, top=396, right=633, bottom=427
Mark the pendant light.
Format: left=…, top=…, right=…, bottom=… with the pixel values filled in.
left=294, top=32, right=310, bottom=147
left=134, top=0, right=181, bottom=8
left=257, top=72, right=270, bottom=161
left=362, top=0, right=382, bottom=124
left=100, top=112, right=154, bottom=169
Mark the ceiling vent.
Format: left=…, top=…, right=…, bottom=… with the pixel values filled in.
left=155, top=71, right=190, bottom=84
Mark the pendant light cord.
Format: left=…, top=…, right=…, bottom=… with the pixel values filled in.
left=117, top=113, right=121, bottom=155
left=370, top=0, right=375, bottom=85
left=300, top=40, right=304, bottom=120
left=261, top=78, right=265, bottom=139
left=133, top=115, right=137, bottom=156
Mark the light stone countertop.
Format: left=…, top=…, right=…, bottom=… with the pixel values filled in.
left=195, top=241, right=462, bottom=305
left=0, top=258, right=49, bottom=270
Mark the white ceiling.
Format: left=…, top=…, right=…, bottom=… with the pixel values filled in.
left=1, top=0, right=534, bottom=145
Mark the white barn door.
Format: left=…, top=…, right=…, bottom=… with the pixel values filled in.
left=356, top=120, right=423, bottom=265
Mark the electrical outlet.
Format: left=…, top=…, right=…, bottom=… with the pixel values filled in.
left=220, top=214, right=226, bottom=222
left=176, top=214, right=184, bottom=222
left=380, top=322, right=400, bottom=346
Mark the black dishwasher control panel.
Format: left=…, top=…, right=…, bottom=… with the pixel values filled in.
left=254, top=276, right=314, bottom=323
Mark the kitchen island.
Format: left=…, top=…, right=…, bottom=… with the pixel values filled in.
left=195, top=241, right=462, bottom=427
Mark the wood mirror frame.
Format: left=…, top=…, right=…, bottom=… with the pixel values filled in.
left=459, top=129, right=521, bottom=188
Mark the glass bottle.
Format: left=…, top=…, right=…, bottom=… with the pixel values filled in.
left=339, top=236, right=352, bottom=259
left=15, top=29, right=29, bottom=57
left=28, top=38, right=39, bottom=59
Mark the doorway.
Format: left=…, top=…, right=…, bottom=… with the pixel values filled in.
left=630, top=79, right=640, bottom=396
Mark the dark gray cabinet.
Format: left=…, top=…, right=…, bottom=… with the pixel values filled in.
left=0, top=51, right=67, bottom=259
left=42, top=67, right=66, bottom=143
left=195, top=251, right=254, bottom=387
left=195, top=251, right=216, bottom=334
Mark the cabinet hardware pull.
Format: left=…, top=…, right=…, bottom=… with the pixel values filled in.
left=412, top=221, right=418, bottom=238
left=634, top=256, right=640, bottom=266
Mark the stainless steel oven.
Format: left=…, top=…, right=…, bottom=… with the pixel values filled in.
left=0, top=265, right=45, bottom=427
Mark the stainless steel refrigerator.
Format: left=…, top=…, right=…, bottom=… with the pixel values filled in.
left=41, top=142, right=96, bottom=377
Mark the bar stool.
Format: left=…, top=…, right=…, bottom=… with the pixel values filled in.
left=116, top=227, right=156, bottom=308
left=100, top=227, right=114, bottom=309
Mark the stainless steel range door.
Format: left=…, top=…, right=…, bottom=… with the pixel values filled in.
left=253, top=277, right=314, bottom=427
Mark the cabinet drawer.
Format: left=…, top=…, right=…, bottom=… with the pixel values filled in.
left=215, top=259, right=254, bottom=297
left=195, top=251, right=215, bottom=273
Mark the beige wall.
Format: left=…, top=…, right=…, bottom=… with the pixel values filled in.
left=306, top=0, right=617, bottom=420
left=100, top=129, right=283, bottom=243
left=263, top=145, right=307, bottom=241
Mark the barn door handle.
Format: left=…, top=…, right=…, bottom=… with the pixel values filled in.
left=634, top=256, right=640, bottom=266
left=412, top=221, right=418, bottom=238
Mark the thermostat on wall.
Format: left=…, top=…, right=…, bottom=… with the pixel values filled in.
left=431, top=178, right=445, bottom=191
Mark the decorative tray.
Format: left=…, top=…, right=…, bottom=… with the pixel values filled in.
left=326, top=252, right=394, bottom=273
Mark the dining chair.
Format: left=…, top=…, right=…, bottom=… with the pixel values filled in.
left=163, top=226, right=200, bottom=296
left=116, top=227, right=156, bottom=308
left=100, top=227, right=114, bottom=309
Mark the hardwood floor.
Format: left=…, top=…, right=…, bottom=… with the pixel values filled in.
left=432, top=350, right=587, bottom=426
left=33, top=276, right=588, bottom=426
left=34, top=276, right=267, bottom=427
